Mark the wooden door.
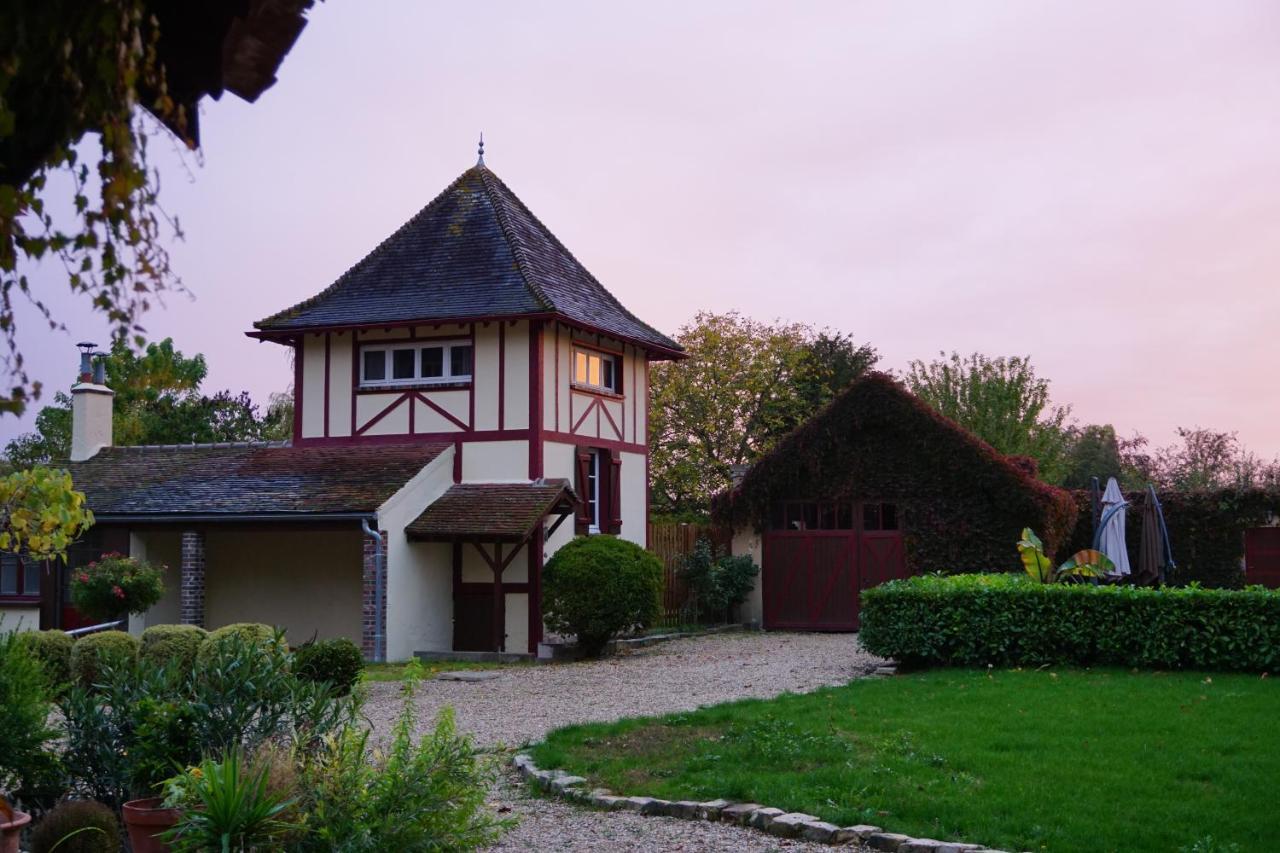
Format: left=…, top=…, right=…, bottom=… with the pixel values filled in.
left=1245, top=528, right=1280, bottom=588
left=762, top=531, right=859, bottom=630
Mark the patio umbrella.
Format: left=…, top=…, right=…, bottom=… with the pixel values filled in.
left=1097, top=477, right=1131, bottom=577
left=1134, top=488, right=1163, bottom=586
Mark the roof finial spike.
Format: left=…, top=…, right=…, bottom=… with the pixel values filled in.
left=477, top=132, right=485, bottom=167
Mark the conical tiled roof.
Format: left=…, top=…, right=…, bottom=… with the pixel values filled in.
left=254, top=165, right=681, bottom=355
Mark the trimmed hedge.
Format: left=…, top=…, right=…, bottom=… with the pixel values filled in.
left=293, top=637, right=364, bottom=695
left=196, top=622, right=279, bottom=665
left=70, top=630, right=140, bottom=686
left=860, top=573, right=1280, bottom=671
left=715, top=372, right=1078, bottom=572
left=140, top=624, right=208, bottom=670
left=18, top=629, right=74, bottom=690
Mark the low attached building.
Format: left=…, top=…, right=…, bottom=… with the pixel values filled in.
left=51, top=153, right=682, bottom=659
left=715, top=372, right=1076, bottom=631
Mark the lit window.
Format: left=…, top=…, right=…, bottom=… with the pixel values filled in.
left=573, top=347, right=619, bottom=393
left=360, top=340, right=473, bottom=387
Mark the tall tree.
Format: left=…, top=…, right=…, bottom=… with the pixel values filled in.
left=1, top=1, right=312, bottom=414
left=905, top=351, right=1071, bottom=483
left=649, top=312, right=878, bottom=517
left=3, top=338, right=289, bottom=469
left=1060, top=424, right=1152, bottom=490
left=1141, top=427, right=1280, bottom=492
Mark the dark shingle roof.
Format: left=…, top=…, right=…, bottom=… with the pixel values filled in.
left=405, top=480, right=577, bottom=542
left=254, top=165, right=681, bottom=355
left=67, top=442, right=447, bottom=518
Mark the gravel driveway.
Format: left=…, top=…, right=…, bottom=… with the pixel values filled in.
left=366, top=631, right=884, bottom=851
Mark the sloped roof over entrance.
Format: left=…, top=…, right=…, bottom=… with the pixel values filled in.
left=405, top=480, right=577, bottom=543
left=253, top=165, right=682, bottom=357
left=67, top=442, right=447, bottom=519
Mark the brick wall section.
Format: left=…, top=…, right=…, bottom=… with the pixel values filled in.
left=361, top=530, right=387, bottom=661
left=180, top=530, right=206, bottom=627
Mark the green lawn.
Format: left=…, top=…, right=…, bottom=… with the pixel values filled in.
left=531, top=668, right=1278, bottom=852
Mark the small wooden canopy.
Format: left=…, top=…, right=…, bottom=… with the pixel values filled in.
left=405, top=480, right=578, bottom=544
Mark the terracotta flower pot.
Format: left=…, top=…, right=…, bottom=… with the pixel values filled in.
left=0, top=809, right=31, bottom=853
left=122, top=797, right=181, bottom=853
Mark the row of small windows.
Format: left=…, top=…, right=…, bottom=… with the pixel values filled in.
left=360, top=341, right=473, bottom=387
left=768, top=501, right=899, bottom=532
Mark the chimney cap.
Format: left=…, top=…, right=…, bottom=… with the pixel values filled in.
left=76, top=341, right=98, bottom=350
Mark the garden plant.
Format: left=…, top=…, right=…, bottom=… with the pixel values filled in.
left=543, top=536, right=663, bottom=656
left=68, top=553, right=164, bottom=623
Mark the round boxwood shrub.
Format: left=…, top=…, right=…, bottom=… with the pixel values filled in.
left=293, top=637, right=364, bottom=695
left=28, top=799, right=121, bottom=853
left=70, top=630, right=140, bottom=687
left=140, top=624, right=208, bottom=671
left=543, top=536, right=662, bottom=657
left=196, top=622, right=279, bottom=666
left=18, top=629, right=74, bottom=691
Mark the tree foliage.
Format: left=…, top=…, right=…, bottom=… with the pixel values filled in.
left=1, top=0, right=189, bottom=414
left=905, top=351, right=1071, bottom=484
left=3, top=338, right=291, bottom=468
left=0, top=466, right=93, bottom=561
left=1132, top=427, right=1280, bottom=492
left=650, top=311, right=878, bottom=517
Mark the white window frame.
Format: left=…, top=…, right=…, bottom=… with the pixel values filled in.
left=359, top=340, right=473, bottom=388
left=587, top=450, right=601, bottom=534
left=572, top=346, right=620, bottom=394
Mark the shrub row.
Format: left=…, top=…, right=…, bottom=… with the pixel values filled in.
left=860, top=573, right=1280, bottom=671
left=18, top=624, right=363, bottom=694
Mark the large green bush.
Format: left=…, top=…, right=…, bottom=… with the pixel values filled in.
left=18, top=629, right=74, bottom=691
left=860, top=573, right=1280, bottom=671
left=28, top=799, right=120, bottom=853
left=543, top=537, right=662, bottom=656
left=140, top=624, right=208, bottom=670
left=293, top=637, right=364, bottom=696
left=0, top=629, right=62, bottom=813
left=60, top=630, right=355, bottom=810
left=70, top=630, right=140, bottom=687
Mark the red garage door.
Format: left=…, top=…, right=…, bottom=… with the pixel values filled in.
left=762, top=501, right=907, bottom=631
left=1245, top=528, right=1280, bottom=588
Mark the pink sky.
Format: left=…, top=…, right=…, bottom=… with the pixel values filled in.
left=11, top=1, right=1280, bottom=457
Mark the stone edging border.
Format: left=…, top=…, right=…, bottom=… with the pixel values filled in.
left=512, top=752, right=1014, bottom=853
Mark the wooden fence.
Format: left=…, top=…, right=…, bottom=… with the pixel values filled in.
left=647, top=522, right=732, bottom=627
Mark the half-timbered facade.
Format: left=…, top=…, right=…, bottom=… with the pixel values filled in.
left=58, top=156, right=681, bottom=660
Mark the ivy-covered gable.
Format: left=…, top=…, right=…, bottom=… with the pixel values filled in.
left=716, top=372, right=1077, bottom=573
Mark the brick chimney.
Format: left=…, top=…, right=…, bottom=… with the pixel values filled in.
left=70, top=342, right=113, bottom=461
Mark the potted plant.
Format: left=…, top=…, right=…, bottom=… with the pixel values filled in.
left=122, top=795, right=182, bottom=853
left=68, top=553, right=165, bottom=624
left=0, top=796, right=32, bottom=853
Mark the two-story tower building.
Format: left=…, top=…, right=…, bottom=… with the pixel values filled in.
left=58, top=157, right=681, bottom=660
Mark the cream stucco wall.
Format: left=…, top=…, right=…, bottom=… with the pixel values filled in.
left=732, top=527, right=765, bottom=627
left=502, top=321, right=530, bottom=430
left=300, top=334, right=327, bottom=439
left=129, top=530, right=182, bottom=633
left=462, top=440, right=529, bottom=482
left=328, top=332, right=354, bottom=436
left=0, top=606, right=39, bottom=631
left=619, top=451, right=647, bottom=547
left=378, top=446, right=456, bottom=659
left=204, top=529, right=364, bottom=644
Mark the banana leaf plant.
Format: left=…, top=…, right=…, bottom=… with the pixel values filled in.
left=1017, top=528, right=1115, bottom=584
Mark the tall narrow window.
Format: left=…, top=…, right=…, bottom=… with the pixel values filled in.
left=586, top=450, right=601, bottom=533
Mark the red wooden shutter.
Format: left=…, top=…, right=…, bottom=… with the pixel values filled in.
left=574, top=446, right=592, bottom=535
left=608, top=453, right=623, bottom=534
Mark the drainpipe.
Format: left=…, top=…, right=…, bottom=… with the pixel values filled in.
left=360, top=518, right=385, bottom=663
